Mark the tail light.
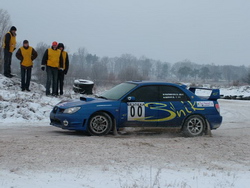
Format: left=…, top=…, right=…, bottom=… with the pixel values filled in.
left=215, top=103, right=220, bottom=113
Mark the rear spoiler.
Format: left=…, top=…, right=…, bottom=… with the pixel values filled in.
left=189, top=87, right=220, bottom=101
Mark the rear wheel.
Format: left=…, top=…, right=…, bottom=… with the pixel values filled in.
left=182, top=115, right=205, bottom=137
left=87, top=112, right=112, bottom=136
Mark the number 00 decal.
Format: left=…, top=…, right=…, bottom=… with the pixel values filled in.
left=127, top=102, right=145, bottom=121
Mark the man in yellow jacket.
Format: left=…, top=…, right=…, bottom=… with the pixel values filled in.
left=2, top=26, right=17, bottom=78
left=41, top=41, right=63, bottom=96
left=16, top=40, right=38, bottom=91
left=57, top=43, right=69, bottom=95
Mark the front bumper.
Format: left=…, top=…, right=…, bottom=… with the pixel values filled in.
left=50, top=108, right=88, bottom=131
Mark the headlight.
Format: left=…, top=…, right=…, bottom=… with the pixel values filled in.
left=63, top=107, right=81, bottom=114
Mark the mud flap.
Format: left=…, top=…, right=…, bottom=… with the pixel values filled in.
left=112, top=119, right=119, bottom=136
left=205, top=119, right=212, bottom=137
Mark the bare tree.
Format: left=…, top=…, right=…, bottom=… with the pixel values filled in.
left=118, top=66, right=143, bottom=82
left=90, top=61, right=108, bottom=84
left=242, top=67, right=250, bottom=84
left=177, top=66, right=192, bottom=81
left=114, top=54, right=137, bottom=73
left=139, top=57, right=152, bottom=79
left=57, top=47, right=89, bottom=88
left=198, top=66, right=211, bottom=82
left=0, top=9, right=11, bottom=73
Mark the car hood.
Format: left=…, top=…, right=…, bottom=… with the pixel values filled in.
left=56, top=97, right=117, bottom=109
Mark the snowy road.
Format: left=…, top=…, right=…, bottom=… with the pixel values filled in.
left=0, top=100, right=250, bottom=188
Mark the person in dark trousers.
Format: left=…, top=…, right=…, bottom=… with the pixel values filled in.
left=16, top=40, right=38, bottom=91
left=41, top=41, right=63, bottom=96
left=57, top=43, right=69, bottom=95
left=2, top=26, right=17, bottom=78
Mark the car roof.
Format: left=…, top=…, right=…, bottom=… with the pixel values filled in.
left=126, top=80, right=187, bottom=88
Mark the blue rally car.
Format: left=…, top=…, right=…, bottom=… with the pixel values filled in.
left=50, top=81, right=222, bottom=137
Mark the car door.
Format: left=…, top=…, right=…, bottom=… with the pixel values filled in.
left=157, top=85, right=190, bottom=128
left=119, top=85, right=159, bottom=127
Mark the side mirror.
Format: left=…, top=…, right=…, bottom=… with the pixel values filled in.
left=127, top=96, right=135, bottom=102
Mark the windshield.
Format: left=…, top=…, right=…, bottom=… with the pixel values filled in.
left=99, top=83, right=137, bottom=100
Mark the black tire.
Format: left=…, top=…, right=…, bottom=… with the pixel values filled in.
left=182, top=115, right=205, bottom=137
left=87, top=112, right=112, bottom=136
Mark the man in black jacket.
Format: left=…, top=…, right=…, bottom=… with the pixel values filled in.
left=57, top=43, right=69, bottom=95
left=2, top=26, right=17, bottom=78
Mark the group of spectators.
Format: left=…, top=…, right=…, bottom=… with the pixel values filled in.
left=2, top=26, right=69, bottom=96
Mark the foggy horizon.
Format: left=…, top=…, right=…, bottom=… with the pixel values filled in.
left=1, top=0, right=250, bottom=66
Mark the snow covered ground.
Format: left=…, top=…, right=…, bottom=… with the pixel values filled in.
left=0, top=74, right=77, bottom=124
left=0, top=74, right=250, bottom=188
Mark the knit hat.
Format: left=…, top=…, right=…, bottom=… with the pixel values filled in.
left=10, top=26, right=17, bottom=31
left=52, top=41, right=58, bottom=46
left=23, top=40, right=29, bottom=44
left=57, top=43, right=64, bottom=49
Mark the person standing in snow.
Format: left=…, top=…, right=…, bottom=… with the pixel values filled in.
left=2, top=26, right=17, bottom=78
left=16, top=40, right=38, bottom=91
left=41, top=41, right=63, bottom=96
left=56, top=43, right=69, bottom=95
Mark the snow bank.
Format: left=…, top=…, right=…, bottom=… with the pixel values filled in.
left=0, top=74, right=67, bottom=123
left=1, top=166, right=249, bottom=188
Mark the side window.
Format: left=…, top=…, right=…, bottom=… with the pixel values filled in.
left=129, top=86, right=158, bottom=102
left=159, top=86, right=189, bottom=101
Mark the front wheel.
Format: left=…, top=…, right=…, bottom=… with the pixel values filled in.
left=87, top=112, right=112, bottom=136
left=182, top=115, right=205, bottom=137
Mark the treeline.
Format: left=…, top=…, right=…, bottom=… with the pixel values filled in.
left=1, top=8, right=250, bottom=88
left=9, top=42, right=250, bottom=88
left=63, top=51, right=250, bottom=87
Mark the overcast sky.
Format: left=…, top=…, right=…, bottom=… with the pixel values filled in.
left=1, top=0, right=250, bottom=65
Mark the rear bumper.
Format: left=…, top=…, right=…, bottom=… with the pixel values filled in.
left=206, top=114, right=223, bottom=129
